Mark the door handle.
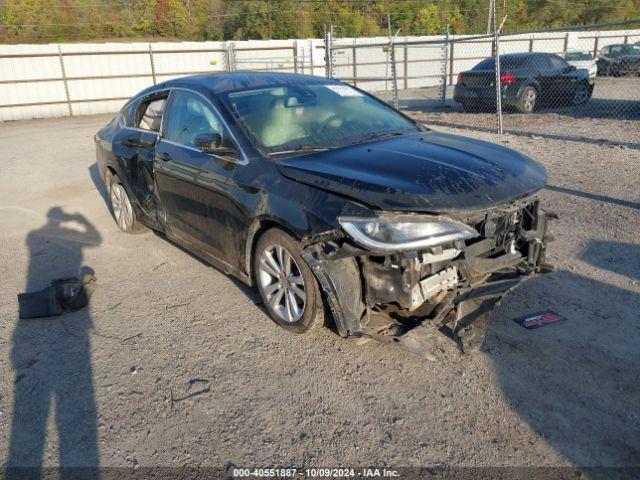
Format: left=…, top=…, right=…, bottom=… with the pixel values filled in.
left=156, top=152, right=172, bottom=162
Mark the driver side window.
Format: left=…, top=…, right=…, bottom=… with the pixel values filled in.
left=164, top=90, right=225, bottom=148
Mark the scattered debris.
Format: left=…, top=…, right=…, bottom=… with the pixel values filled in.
left=151, top=261, right=167, bottom=271
left=166, top=302, right=189, bottom=310
left=121, top=332, right=143, bottom=343
left=513, top=310, right=566, bottom=329
left=170, top=379, right=211, bottom=409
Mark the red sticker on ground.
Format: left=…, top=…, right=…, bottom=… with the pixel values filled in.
left=514, top=311, right=566, bottom=329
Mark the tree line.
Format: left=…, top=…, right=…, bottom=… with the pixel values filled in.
left=1, top=0, right=639, bottom=44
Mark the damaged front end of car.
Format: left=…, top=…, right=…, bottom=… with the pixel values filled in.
left=302, top=195, right=552, bottom=359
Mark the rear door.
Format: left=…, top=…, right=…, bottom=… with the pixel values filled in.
left=111, top=91, right=168, bottom=222
left=154, top=89, right=241, bottom=259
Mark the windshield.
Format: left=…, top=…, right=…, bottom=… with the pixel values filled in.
left=564, top=51, right=592, bottom=61
left=622, top=45, right=640, bottom=55
left=220, top=83, right=419, bottom=154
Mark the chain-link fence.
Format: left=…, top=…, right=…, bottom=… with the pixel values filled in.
left=327, top=19, right=640, bottom=146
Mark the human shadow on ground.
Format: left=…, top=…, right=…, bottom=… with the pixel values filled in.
left=6, top=207, right=101, bottom=479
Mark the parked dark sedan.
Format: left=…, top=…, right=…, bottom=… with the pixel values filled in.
left=95, top=73, right=551, bottom=356
left=596, top=43, right=640, bottom=76
left=454, top=52, right=594, bottom=113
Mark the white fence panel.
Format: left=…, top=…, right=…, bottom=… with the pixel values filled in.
left=2, top=28, right=640, bottom=121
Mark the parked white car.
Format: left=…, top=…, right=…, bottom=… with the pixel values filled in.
left=562, top=50, right=597, bottom=80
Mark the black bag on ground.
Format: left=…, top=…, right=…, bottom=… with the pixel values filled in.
left=17, top=275, right=95, bottom=319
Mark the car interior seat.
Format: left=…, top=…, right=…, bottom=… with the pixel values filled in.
left=256, top=96, right=308, bottom=148
left=139, top=98, right=166, bottom=131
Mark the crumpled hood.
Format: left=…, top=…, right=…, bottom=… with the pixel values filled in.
left=275, top=131, right=547, bottom=212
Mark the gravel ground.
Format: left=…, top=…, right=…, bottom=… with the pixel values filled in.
left=0, top=111, right=639, bottom=472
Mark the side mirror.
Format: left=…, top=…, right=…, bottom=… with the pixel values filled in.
left=193, top=132, right=237, bottom=158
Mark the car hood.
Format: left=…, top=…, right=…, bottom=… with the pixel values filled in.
left=275, top=131, right=547, bottom=212
left=568, top=60, right=595, bottom=68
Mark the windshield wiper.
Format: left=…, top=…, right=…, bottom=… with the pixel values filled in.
left=269, top=146, right=331, bottom=157
left=353, top=131, right=408, bottom=145
left=369, top=131, right=408, bottom=140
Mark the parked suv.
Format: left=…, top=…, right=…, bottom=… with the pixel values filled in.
left=454, top=52, right=594, bottom=113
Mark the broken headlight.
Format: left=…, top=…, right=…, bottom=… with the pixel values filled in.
left=338, top=215, right=479, bottom=251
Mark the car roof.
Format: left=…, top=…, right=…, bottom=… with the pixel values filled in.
left=140, top=72, right=340, bottom=98
left=500, top=52, right=555, bottom=59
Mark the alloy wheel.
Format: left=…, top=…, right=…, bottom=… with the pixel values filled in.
left=573, top=83, right=589, bottom=105
left=110, top=183, right=134, bottom=231
left=523, top=89, right=537, bottom=112
left=258, top=244, right=306, bottom=323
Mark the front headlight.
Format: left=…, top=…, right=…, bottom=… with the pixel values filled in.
left=338, top=215, right=479, bottom=251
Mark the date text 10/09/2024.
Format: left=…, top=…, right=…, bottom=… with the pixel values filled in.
left=233, top=468, right=400, bottom=478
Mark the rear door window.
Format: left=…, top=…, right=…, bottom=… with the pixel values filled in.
left=137, top=98, right=166, bottom=132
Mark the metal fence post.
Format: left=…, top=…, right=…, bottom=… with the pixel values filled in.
left=449, top=40, right=455, bottom=85
left=440, top=25, right=450, bottom=106
left=403, top=41, right=408, bottom=90
left=58, top=45, right=73, bottom=116
left=293, top=41, right=298, bottom=73
left=324, top=25, right=334, bottom=78
left=388, top=15, right=399, bottom=109
left=224, top=42, right=236, bottom=72
left=352, top=39, right=357, bottom=87
left=493, top=11, right=503, bottom=134
left=148, top=43, right=157, bottom=85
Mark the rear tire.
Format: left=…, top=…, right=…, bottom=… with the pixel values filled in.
left=515, top=86, right=537, bottom=113
left=108, top=175, right=147, bottom=233
left=254, top=229, right=324, bottom=334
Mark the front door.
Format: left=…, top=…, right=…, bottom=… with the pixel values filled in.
left=154, top=89, right=241, bottom=259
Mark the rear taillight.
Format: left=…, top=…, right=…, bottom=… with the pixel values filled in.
left=457, top=72, right=463, bottom=84
left=500, top=72, right=517, bottom=84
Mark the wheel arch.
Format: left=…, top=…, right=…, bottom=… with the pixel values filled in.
left=244, top=218, right=302, bottom=285
left=102, top=165, right=118, bottom=187
left=520, top=80, right=540, bottom=96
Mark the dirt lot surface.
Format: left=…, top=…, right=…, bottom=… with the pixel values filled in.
left=0, top=111, right=639, bottom=472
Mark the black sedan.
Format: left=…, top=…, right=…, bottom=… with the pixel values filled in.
left=454, top=52, right=594, bottom=113
left=596, top=43, right=640, bottom=77
left=95, top=73, right=551, bottom=356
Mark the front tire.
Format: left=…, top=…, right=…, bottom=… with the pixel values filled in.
left=572, top=81, right=593, bottom=105
left=254, top=229, right=324, bottom=334
left=515, top=86, right=537, bottom=113
left=109, top=175, right=147, bottom=233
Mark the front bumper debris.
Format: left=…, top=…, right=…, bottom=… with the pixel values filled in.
left=303, top=195, right=553, bottom=358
